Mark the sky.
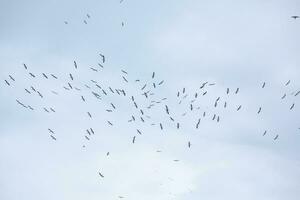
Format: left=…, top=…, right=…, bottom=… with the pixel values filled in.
left=0, top=0, right=300, bottom=199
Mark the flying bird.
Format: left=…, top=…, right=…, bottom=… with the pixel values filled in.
left=4, top=80, right=10, bottom=86
left=263, top=130, right=267, bottom=136
left=50, top=135, right=57, bottom=140
left=99, top=54, right=105, bottom=63
left=98, top=172, right=104, bottom=178
left=257, top=107, right=262, bottom=114
left=291, top=16, right=299, bottom=19
left=8, top=75, right=15, bottom=81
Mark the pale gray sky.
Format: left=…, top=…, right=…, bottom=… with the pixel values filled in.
left=1, top=0, right=300, bottom=199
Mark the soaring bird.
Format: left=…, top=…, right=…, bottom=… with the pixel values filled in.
left=188, top=141, right=191, bottom=148
left=263, top=130, right=267, bottom=136
left=87, top=112, right=92, bottom=118
left=160, top=123, right=163, bottom=130
left=132, top=136, right=136, bottom=143
left=235, top=88, right=239, bottom=94
left=285, top=80, right=291, bottom=86
left=158, top=80, right=164, bottom=85
left=23, top=63, right=28, bottom=69
left=237, top=105, right=242, bottom=111
left=50, top=135, right=57, bottom=140
left=152, top=72, right=155, bottom=79
left=9, top=75, right=15, bottom=81
left=29, top=72, right=36, bottom=78
left=291, top=16, right=299, bottom=19
left=74, top=61, right=78, bottom=69
left=51, top=74, right=58, bottom=79
left=262, top=82, right=266, bottom=88
left=196, top=119, right=200, bottom=129
left=290, top=103, right=295, bottom=110
left=42, top=73, right=48, bottom=79
left=98, top=172, right=104, bottom=178
left=4, top=80, right=10, bottom=86
left=99, top=54, right=105, bottom=63
left=257, top=107, right=262, bottom=114
left=274, top=134, right=279, bottom=140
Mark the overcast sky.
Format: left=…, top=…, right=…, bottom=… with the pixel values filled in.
left=1, top=0, right=300, bottom=199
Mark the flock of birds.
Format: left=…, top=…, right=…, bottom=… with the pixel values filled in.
left=2, top=7, right=300, bottom=198
left=4, top=56, right=299, bottom=143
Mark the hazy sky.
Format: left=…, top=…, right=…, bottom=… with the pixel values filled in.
left=1, top=0, right=300, bottom=199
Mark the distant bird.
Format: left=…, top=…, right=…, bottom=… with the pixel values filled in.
left=98, top=172, right=104, bottom=178
left=84, top=20, right=87, bottom=24
left=74, top=61, right=77, bottom=69
left=262, top=82, right=266, bottom=88
left=290, top=103, right=295, bottom=110
left=37, top=91, right=43, bottom=98
left=50, top=135, right=57, bottom=140
left=176, top=123, right=180, bottom=129
left=257, top=107, right=262, bottom=114
left=25, top=88, right=31, bottom=94
left=23, top=63, right=28, bottom=69
left=69, top=73, right=73, bottom=80
left=98, top=63, right=104, bottom=68
left=291, top=16, right=299, bottom=19
left=9, top=75, right=15, bottom=81
left=121, top=22, right=124, bottom=26
left=87, top=112, right=92, bottom=118
left=107, top=121, right=113, bottom=126
left=285, top=80, right=291, bottom=86
left=294, top=91, right=300, bottom=97
left=274, top=134, right=279, bottom=140
left=42, top=73, right=48, bottom=79
left=188, top=141, right=191, bottom=148
left=158, top=80, right=164, bottom=85
left=152, top=72, right=155, bottom=79
left=281, top=94, right=286, bottom=99
left=263, top=130, right=267, bottom=136
left=132, top=136, right=136, bottom=143
left=29, top=72, right=36, bottom=78
left=87, top=14, right=90, bottom=18
left=4, top=80, right=10, bottom=86
left=51, top=74, right=58, bottom=79
left=99, top=54, right=105, bottom=63
left=226, top=88, right=229, bottom=94
left=122, top=76, right=128, bottom=82
left=237, top=105, right=242, bottom=111
left=235, top=88, right=239, bottom=94
left=196, top=119, right=200, bottom=129
left=64, top=21, right=68, bottom=24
